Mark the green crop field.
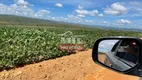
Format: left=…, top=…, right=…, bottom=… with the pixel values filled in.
left=0, top=15, right=142, bottom=71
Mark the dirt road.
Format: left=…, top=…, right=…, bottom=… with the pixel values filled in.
left=0, top=49, right=140, bottom=80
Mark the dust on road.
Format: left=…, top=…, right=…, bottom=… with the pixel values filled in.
left=0, top=49, right=140, bottom=80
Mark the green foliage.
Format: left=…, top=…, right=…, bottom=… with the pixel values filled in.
left=0, top=26, right=142, bottom=70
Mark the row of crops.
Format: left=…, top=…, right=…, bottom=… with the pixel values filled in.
left=0, top=25, right=142, bottom=70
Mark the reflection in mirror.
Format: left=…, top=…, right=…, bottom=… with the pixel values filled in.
left=98, top=39, right=139, bottom=71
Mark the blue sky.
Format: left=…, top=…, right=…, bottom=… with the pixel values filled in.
left=0, top=0, right=142, bottom=29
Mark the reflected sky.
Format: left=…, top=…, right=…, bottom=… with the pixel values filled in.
left=98, top=40, right=119, bottom=53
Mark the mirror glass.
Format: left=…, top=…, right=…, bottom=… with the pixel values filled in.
left=98, top=39, right=139, bottom=71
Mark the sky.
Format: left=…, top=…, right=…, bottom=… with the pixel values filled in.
left=0, top=0, right=142, bottom=29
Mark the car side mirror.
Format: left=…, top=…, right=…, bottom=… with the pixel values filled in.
left=92, top=36, right=142, bottom=77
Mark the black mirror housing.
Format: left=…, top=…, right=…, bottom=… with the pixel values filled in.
left=92, top=36, right=142, bottom=77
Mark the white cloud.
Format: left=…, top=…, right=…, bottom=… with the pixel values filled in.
left=15, top=0, right=28, bottom=5
left=0, top=0, right=50, bottom=19
left=103, top=21, right=109, bottom=24
left=129, top=1, right=140, bottom=6
left=52, top=17, right=55, bottom=20
left=98, top=13, right=104, bottom=17
left=0, top=3, right=33, bottom=16
left=75, top=9, right=98, bottom=17
left=116, top=19, right=132, bottom=25
left=67, top=14, right=84, bottom=23
left=41, top=0, right=95, bottom=8
left=128, top=1, right=142, bottom=15
left=74, top=5, right=101, bottom=17
left=104, top=2, right=128, bottom=16
left=85, top=20, right=93, bottom=23
left=35, top=10, right=50, bottom=18
left=78, top=5, right=83, bottom=9
left=55, top=3, right=63, bottom=8
left=77, top=14, right=85, bottom=17
left=15, top=0, right=33, bottom=7
left=68, top=14, right=81, bottom=20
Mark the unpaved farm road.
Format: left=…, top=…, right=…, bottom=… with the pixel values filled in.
left=0, top=49, right=140, bottom=80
